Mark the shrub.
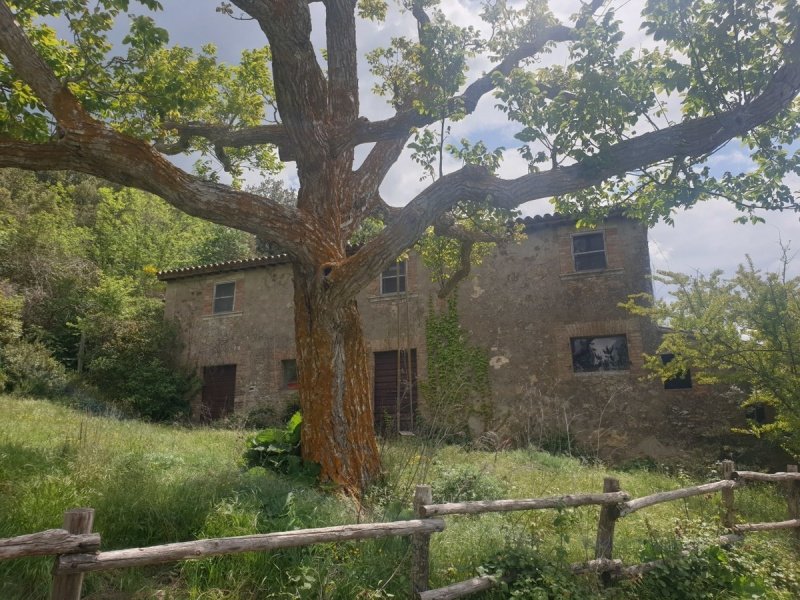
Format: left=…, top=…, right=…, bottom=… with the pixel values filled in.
left=433, top=464, right=506, bottom=503
left=481, top=549, right=600, bottom=599
left=244, top=411, right=320, bottom=477
left=244, top=406, right=278, bottom=429
left=1, top=339, right=67, bottom=396
left=85, top=301, right=194, bottom=421
left=630, top=519, right=800, bottom=599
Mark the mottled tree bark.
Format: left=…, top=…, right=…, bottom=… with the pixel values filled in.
left=292, top=264, right=380, bottom=493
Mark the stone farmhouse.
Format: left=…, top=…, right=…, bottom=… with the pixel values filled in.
left=159, top=213, right=745, bottom=462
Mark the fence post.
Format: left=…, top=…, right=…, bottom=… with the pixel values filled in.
left=786, top=465, right=799, bottom=542
left=411, top=484, right=433, bottom=597
left=594, top=477, right=620, bottom=581
left=719, top=460, right=736, bottom=529
left=51, top=508, right=94, bottom=600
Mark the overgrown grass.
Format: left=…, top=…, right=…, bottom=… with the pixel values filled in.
left=1, top=395, right=798, bottom=599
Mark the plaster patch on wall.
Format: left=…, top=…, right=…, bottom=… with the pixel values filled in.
left=471, top=277, right=485, bottom=298
left=490, top=355, right=510, bottom=369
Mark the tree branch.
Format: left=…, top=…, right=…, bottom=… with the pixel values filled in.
left=0, top=0, right=309, bottom=259
left=326, top=0, right=359, bottom=126
left=329, top=42, right=800, bottom=299
left=346, top=23, right=579, bottom=146
left=0, top=1, right=88, bottom=126
left=0, top=136, right=308, bottom=258
left=230, top=0, right=329, bottom=167
left=157, top=121, right=294, bottom=159
left=437, top=240, right=474, bottom=299
left=347, top=137, right=410, bottom=233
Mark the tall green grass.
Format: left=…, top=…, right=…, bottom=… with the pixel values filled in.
left=1, top=395, right=798, bottom=599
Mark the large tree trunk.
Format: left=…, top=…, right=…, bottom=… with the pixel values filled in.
left=292, top=265, right=381, bottom=494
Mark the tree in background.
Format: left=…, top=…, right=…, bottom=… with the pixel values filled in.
left=623, top=253, right=800, bottom=457
left=0, top=169, right=252, bottom=417
left=1, top=0, right=799, bottom=491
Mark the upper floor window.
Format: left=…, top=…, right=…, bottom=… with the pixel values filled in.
left=572, top=232, right=606, bottom=271
left=571, top=335, right=629, bottom=372
left=381, top=261, right=406, bottom=295
left=213, top=281, right=236, bottom=314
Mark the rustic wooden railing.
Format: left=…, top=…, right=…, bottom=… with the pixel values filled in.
left=414, top=460, right=800, bottom=600
left=2, top=461, right=799, bottom=600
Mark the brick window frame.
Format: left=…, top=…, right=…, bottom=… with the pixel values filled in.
left=380, top=261, right=407, bottom=295
left=570, top=334, right=630, bottom=373
left=572, top=231, right=607, bottom=272
left=212, top=281, right=236, bottom=314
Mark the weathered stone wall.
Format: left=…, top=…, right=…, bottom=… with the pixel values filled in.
left=162, top=215, right=747, bottom=462
left=456, top=216, right=744, bottom=461
left=164, top=254, right=438, bottom=420
left=164, top=262, right=298, bottom=418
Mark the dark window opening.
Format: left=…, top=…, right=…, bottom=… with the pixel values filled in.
left=381, top=261, right=407, bottom=294
left=282, top=359, right=299, bottom=390
left=571, top=335, right=629, bottom=372
left=746, top=404, right=768, bottom=424
left=572, top=232, right=607, bottom=271
left=213, top=281, right=236, bottom=314
left=661, top=353, right=693, bottom=389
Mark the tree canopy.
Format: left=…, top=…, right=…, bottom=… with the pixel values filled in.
left=1, top=0, right=799, bottom=491
left=0, top=169, right=253, bottom=417
left=623, top=253, right=800, bottom=457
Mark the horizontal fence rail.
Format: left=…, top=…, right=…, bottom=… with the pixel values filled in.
left=733, top=471, right=800, bottom=482
left=418, top=575, right=496, bottom=600
left=420, top=491, right=631, bottom=518
left=2, top=461, right=799, bottom=600
left=0, top=529, right=100, bottom=560
left=619, top=479, right=739, bottom=516
left=56, top=519, right=445, bottom=575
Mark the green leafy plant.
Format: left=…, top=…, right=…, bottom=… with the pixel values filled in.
left=481, top=549, right=600, bottom=599
left=419, top=297, right=491, bottom=441
left=84, top=298, right=194, bottom=421
left=244, top=411, right=320, bottom=477
left=622, top=251, right=800, bottom=457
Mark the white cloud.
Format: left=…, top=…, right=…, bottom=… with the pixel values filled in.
left=650, top=202, right=799, bottom=294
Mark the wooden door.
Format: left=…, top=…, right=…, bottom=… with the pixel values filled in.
left=201, top=364, right=236, bottom=421
left=373, top=350, right=417, bottom=435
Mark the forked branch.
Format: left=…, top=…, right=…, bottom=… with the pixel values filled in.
left=331, top=42, right=800, bottom=298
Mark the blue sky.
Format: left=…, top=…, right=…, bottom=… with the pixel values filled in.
left=97, top=0, right=800, bottom=292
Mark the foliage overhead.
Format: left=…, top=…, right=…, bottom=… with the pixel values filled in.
left=0, top=0, right=797, bottom=245
left=622, top=251, right=800, bottom=456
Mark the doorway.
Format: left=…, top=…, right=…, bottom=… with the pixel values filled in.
left=373, top=350, right=417, bottom=435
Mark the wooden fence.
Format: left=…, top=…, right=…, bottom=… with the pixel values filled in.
left=1, top=460, right=799, bottom=600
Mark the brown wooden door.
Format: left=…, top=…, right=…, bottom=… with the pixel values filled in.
left=201, top=364, right=236, bottom=421
left=373, top=350, right=417, bottom=435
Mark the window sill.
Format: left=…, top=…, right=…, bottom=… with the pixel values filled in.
left=368, top=293, right=419, bottom=303
left=203, top=311, right=243, bottom=319
left=572, top=369, right=630, bottom=377
left=560, top=268, right=624, bottom=281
